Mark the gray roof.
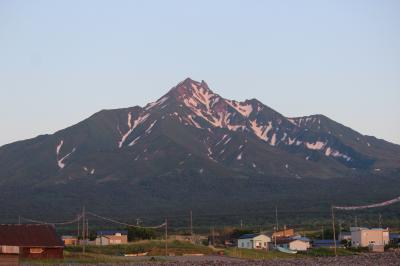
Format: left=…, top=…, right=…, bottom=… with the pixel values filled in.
left=238, top=233, right=262, bottom=239
left=97, top=230, right=128, bottom=236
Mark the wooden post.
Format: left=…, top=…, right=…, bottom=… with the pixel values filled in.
left=331, top=206, right=337, bottom=256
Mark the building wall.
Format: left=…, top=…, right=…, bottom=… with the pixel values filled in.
left=63, top=238, right=78, bottom=246
left=20, top=247, right=63, bottom=259
left=289, top=240, right=309, bottom=251
left=95, top=236, right=110, bottom=246
left=351, top=229, right=389, bottom=247
left=238, top=235, right=270, bottom=249
left=238, top=239, right=252, bottom=249
left=108, top=235, right=128, bottom=244
left=96, top=235, right=128, bottom=245
left=0, top=254, right=19, bottom=266
left=272, top=229, right=294, bottom=238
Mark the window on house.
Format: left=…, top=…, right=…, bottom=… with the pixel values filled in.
left=30, top=248, right=44, bottom=254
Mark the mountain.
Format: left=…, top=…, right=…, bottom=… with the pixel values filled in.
left=1, top=78, right=399, bottom=225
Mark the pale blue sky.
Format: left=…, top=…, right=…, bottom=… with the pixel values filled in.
left=0, top=0, right=399, bottom=146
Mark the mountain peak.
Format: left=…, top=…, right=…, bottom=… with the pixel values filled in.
left=168, top=78, right=215, bottom=99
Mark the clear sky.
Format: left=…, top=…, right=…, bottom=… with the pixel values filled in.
left=0, top=0, right=399, bottom=146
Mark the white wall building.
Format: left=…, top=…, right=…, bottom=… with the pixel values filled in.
left=277, top=238, right=310, bottom=251
left=351, top=227, right=389, bottom=247
left=237, top=234, right=271, bottom=250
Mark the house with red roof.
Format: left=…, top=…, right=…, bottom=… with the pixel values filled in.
left=0, top=224, right=64, bottom=260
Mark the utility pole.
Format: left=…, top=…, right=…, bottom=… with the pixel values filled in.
left=322, top=225, right=324, bottom=240
left=190, top=210, right=193, bottom=237
left=379, top=213, right=382, bottom=228
left=240, top=219, right=243, bottom=229
left=165, top=218, right=168, bottom=256
left=212, top=226, right=215, bottom=246
left=82, top=206, right=86, bottom=254
left=18, top=216, right=21, bottom=225
left=77, top=214, right=80, bottom=240
left=355, top=216, right=358, bottom=227
left=275, top=206, right=279, bottom=232
left=86, top=218, right=89, bottom=242
left=331, top=206, right=337, bottom=257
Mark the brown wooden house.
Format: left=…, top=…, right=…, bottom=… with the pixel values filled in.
left=272, top=228, right=295, bottom=238
left=0, top=224, right=64, bottom=260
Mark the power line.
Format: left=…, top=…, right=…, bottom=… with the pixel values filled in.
left=86, top=211, right=166, bottom=229
left=20, top=215, right=82, bottom=225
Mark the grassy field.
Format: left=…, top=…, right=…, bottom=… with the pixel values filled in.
left=224, top=247, right=362, bottom=260
left=21, top=240, right=371, bottom=265
left=225, top=248, right=301, bottom=260
left=22, top=252, right=148, bottom=265
left=65, top=240, right=214, bottom=256
left=21, top=240, right=213, bottom=265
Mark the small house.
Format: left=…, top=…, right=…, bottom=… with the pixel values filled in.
left=0, top=224, right=64, bottom=260
left=237, top=234, right=271, bottom=250
left=276, top=237, right=310, bottom=251
left=351, top=227, right=389, bottom=248
left=95, top=230, right=128, bottom=245
left=272, top=228, right=295, bottom=238
left=62, top=236, right=78, bottom=246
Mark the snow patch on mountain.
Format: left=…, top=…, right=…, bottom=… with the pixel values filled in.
left=306, top=141, right=326, bottom=150
left=145, top=96, right=169, bottom=111
left=145, top=120, right=157, bottom=134
left=226, top=100, right=253, bottom=117
left=118, top=113, right=150, bottom=148
left=270, top=133, right=277, bottom=146
left=188, top=115, right=202, bottom=129
left=325, top=147, right=351, bottom=161
left=250, top=120, right=272, bottom=141
left=129, top=136, right=141, bottom=146
left=223, top=137, right=232, bottom=145
left=56, top=140, right=64, bottom=155
left=216, top=134, right=228, bottom=146
left=57, top=147, right=76, bottom=169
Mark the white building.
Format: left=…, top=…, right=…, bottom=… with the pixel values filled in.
left=351, top=227, right=389, bottom=247
left=95, top=230, right=128, bottom=246
left=276, top=238, right=310, bottom=251
left=238, top=234, right=271, bottom=250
